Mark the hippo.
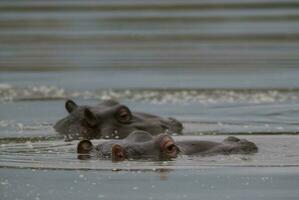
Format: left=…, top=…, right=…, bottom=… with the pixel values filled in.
left=77, top=131, right=258, bottom=161
left=54, top=99, right=183, bottom=140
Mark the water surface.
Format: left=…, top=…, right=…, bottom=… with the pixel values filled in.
left=1, top=0, right=299, bottom=199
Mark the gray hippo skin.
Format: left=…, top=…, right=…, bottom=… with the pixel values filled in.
left=54, top=99, right=183, bottom=140
left=77, top=131, right=258, bottom=161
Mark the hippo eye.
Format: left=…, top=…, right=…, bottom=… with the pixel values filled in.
left=116, top=107, right=132, bottom=124
left=165, top=144, right=176, bottom=154
left=160, top=136, right=178, bottom=158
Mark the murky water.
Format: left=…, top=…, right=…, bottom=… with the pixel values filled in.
left=1, top=0, right=299, bottom=199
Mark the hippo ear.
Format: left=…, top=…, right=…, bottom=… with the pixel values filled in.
left=111, top=144, right=127, bottom=162
left=77, top=140, right=93, bottom=160
left=84, top=108, right=97, bottom=127
left=65, top=99, right=78, bottom=113
left=77, top=140, right=93, bottom=154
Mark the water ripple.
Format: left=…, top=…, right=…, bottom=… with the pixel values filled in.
left=0, top=135, right=299, bottom=170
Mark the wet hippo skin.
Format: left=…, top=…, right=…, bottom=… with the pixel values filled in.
left=77, top=131, right=258, bottom=162
left=54, top=100, right=183, bottom=140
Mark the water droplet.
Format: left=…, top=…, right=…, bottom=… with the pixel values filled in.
left=1, top=180, right=9, bottom=185
left=79, top=174, right=84, bottom=178
left=133, top=186, right=139, bottom=190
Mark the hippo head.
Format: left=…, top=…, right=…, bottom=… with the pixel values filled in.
left=54, top=99, right=183, bottom=140
left=77, top=131, right=179, bottom=161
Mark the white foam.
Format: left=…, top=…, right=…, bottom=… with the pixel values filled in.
left=1, top=84, right=299, bottom=104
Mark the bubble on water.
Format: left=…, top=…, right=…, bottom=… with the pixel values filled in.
left=1, top=179, right=9, bottom=185
left=16, top=123, right=24, bottom=132
left=97, top=194, right=105, bottom=199
left=0, top=120, right=10, bottom=128
left=79, top=174, right=84, bottom=178
left=132, top=186, right=139, bottom=190
left=261, top=177, right=269, bottom=181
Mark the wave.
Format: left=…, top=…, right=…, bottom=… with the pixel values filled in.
left=1, top=84, right=299, bottom=104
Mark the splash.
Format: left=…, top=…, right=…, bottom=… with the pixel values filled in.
left=1, top=84, right=299, bottom=104
left=0, top=84, right=65, bottom=101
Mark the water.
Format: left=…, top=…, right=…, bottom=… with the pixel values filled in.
left=1, top=0, right=299, bottom=199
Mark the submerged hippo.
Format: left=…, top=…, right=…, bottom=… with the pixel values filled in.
left=77, top=131, right=258, bottom=161
left=54, top=100, right=183, bottom=140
